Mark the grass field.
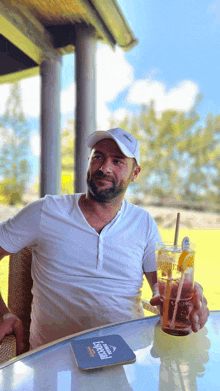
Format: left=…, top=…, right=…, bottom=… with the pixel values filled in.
left=0, top=256, right=9, bottom=305
left=0, top=228, right=219, bottom=315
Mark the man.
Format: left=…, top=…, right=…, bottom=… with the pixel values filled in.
left=0, top=128, right=209, bottom=353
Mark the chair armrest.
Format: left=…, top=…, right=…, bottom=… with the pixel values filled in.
left=0, top=334, right=16, bottom=364
left=142, top=299, right=160, bottom=315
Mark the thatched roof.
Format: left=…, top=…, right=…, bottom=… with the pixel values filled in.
left=0, top=0, right=138, bottom=83
left=19, top=0, right=91, bottom=25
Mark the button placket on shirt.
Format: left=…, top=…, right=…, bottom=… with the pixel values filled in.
left=97, top=233, right=104, bottom=269
left=95, top=206, right=123, bottom=270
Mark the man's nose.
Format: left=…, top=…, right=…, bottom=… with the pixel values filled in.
left=99, top=159, right=112, bottom=173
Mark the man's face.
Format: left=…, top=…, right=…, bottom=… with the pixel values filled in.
left=86, top=139, right=140, bottom=202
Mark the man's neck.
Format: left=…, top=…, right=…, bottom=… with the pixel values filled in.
left=78, top=193, right=124, bottom=233
left=85, top=192, right=124, bottom=215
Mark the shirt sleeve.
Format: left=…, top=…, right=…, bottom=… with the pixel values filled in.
left=143, top=216, right=161, bottom=273
left=0, top=198, right=44, bottom=253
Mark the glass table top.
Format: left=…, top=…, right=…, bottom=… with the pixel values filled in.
left=0, top=311, right=219, bottom=390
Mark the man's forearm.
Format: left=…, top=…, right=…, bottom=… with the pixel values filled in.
left=0, top=293, right=10, bottom=317
left=144, top=271, right=157, bottom=292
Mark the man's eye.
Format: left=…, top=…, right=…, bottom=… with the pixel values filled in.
left=114, top=159, right=123, bottom=165
left=93, top=155, right=102, bottom=160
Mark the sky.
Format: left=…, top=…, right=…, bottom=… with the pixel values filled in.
left=0, top=0, right=220, bottom=184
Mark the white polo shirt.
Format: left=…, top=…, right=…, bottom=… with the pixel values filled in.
left=0, top=194, right=160, bottom=348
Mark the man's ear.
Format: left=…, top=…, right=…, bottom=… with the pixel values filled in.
left=131, top=165, right=141, bottom=181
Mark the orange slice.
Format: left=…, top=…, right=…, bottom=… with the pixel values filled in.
left=178, top=250, right=194, bottom=272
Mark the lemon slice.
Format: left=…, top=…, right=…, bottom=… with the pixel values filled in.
left=178, top=250, right=194, bottom=272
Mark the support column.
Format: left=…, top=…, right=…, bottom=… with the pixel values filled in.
left=75, top=26, right=97, bottom=193
left=40, top=56, right=62, bottom=197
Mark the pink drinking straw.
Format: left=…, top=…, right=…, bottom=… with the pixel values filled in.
left=170, top=212, right=186, bottom=329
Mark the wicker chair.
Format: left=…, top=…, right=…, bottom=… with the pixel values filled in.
left=0, top=247, right=32, bottom=364
left=0, top=247, right=159, bottom=364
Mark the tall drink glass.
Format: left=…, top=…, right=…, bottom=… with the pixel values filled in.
left=156, top=242, right=195, bottom=336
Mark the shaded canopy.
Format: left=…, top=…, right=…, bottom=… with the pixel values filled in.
left=0, top=0, right=138, bottom=83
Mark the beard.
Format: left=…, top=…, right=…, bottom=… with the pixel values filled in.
left=86, top=171, right=128, bottom=203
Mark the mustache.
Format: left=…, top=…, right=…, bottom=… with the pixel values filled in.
left=94, top=172, right=114, bottom=182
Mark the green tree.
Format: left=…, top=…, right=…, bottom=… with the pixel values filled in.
left=122, top=99, right=201, bottom=199
left=113, top=95, right=220, bottom=210
left=181, top=112, right=220, bottom=204
left=0, top=83, right=31, bottom=205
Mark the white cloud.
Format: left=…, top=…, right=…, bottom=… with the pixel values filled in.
left=30, top=133, right=40, bottom=157
left=0, top=84, right=10, bottom=115
left=20, top=76, right=76, bottom=118
left=209, top=0, right=220, bottom=23
left=96, top=101, right=111, bottom=130
left=0, top=76, right=40, bottom=118
left=97, top=45, right=134, bottom=103
left=96, top=45, right=134, bottom=129
left=20, top=76, right=40, bottom=117
left=61, top=82, right=76, bottom=115
left=127, top=79, right=199, bottom=113
left=97, top=107, right=133, bottom=130
left=112, top=108, right=128, bottom=122
left=112, top=108, right=132, bottom=122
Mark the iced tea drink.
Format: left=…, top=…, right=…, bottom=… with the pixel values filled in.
left=156, top=242, right=195, bottom=336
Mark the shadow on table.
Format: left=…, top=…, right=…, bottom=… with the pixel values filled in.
left=150, top=321, right=210, bottom=391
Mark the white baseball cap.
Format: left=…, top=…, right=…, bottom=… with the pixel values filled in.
left=87, top=128, right=140, bottom=165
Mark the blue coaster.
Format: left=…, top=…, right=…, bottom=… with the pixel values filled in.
left=70, top=334, right=136, bottom=370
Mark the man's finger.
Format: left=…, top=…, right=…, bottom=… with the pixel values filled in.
left=2, top=314, right=25, bottom=353
left=190, top=295, right=210, bottom=333
left=150, top=295, right=160, bottom=306
left=191, top=308, right=210, bottom=332
left=150, top=283, right=160, bottom=306
left=13, top=319, right=24, bottom=354
left=193, top=282, right=204, bottom=310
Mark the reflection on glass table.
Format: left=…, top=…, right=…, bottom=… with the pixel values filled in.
left=0, top=311, right=219, bottom=391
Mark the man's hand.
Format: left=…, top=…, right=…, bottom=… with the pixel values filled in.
left=150, top=282, right=160, bottom=307
left=0, top=313, right=24, bottom=354
left=190, top=282, right=210, bottom=332
left=150, top=282, right=210, bottom=333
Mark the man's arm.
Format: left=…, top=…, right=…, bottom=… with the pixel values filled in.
left=0, top=200, right=42, bottom=353
left=144, top=271, right=157, bottom=293
left=0, top=246, right=24, bottom=353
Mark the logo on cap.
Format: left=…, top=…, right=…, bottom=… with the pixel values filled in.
left=123, top=134, right=132, bottom=143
